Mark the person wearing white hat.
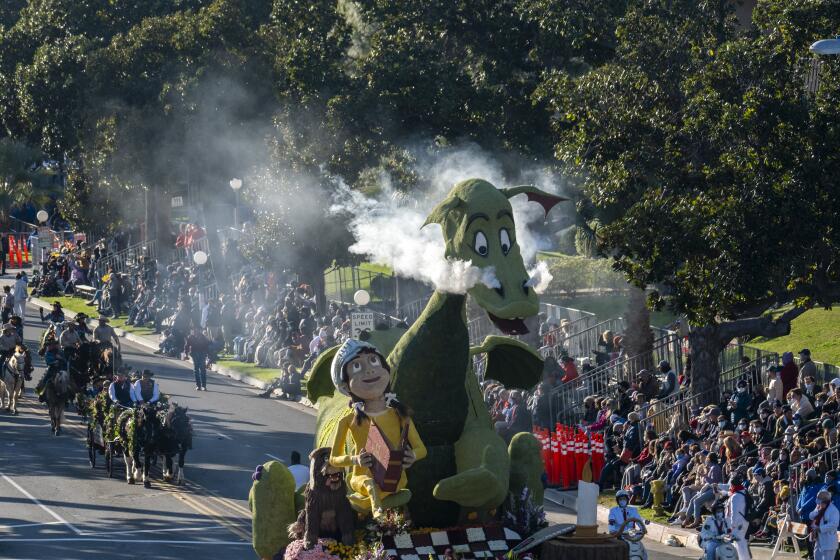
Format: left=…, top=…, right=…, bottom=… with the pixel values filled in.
left=327, top=339, right=426, bottom=518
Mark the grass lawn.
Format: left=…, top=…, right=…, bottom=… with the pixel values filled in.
left=751, top=307, right=840, bottom=365
left=215, top=358, right=280, bottom=383
left=596, top=489, right=670, bottom=525
left=38, top=294, right=159, bottom=337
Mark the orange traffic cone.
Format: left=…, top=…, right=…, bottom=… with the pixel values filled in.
left=13, top=236, right=22, bottom=268
left=21, top=235, right=29, bottom=264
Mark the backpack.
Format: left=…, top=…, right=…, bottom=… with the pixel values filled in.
left=737, top=490, right=758, bottom=537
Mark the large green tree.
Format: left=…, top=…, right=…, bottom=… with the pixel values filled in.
left=542, top=0, right=840, bottom=400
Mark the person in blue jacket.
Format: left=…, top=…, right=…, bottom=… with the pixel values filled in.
left=797, top=468, right=823, bottom=522
left=819, top=470, right=840, bottom=511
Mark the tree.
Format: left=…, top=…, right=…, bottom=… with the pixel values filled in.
left=543, top=0, right=840, bottom=401
left=0, top=137, right=59, bottom=225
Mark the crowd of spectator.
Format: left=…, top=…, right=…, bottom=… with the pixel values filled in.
left=488, top=324, right=840, bottom=556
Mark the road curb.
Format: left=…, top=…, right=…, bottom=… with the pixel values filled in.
left=544, top=488, right=702, bottom=551
left=28, top=295, right=318, bottom=413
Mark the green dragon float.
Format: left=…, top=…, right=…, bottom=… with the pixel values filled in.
left=251, top=178, right=563, bottom=556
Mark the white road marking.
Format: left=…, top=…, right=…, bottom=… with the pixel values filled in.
left=0, top=474, right=82, bottom=535
left=264, top=453, right=283, bottom=462
left=214, top=431, right=232, bottom=440
left=81, top=525, right=224, bottom=537
left=0, top=521, right=63, bottom=530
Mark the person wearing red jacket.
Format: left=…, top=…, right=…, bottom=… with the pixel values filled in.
left=560, top=355, right=579, bottom=383
left=779, top=351, right=798, bottom=400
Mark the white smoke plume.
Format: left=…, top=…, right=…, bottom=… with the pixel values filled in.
left=330, top=142, right=566, bottom=294
left=525, top=261, right=553, bottom=295
left=331, top=179, right=500, bottom=294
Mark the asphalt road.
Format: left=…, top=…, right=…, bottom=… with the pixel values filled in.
left=0, top=298, right=315, bottom=559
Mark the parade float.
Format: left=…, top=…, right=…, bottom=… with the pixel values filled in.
left=250, top=179, right=632, bottom=560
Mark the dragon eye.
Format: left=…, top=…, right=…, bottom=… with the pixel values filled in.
left=474, top=231, right=489, bottom=257
left=500, top=229, right=512, bottom=255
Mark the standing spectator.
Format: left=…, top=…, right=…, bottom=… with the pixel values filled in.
left=766, top=366, right=784, bottom=404
left=779, top=351, right=798, bottom=399
left=1, top=286, right=14, bottom=324
left=0, top=233, right=7, bottom=275
left=728, top=379, right=752, bottom=425
left=184, top=326, right=210, bottom=391
left=810, top=490, right=839, bottom=560
left=657, top=360, right=677, bottom=399
left=798, top=348, right=817, bottom=388
left=13, top=272, right=27, bottom=319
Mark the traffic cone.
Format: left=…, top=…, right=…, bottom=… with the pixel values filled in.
left=21, top=235, right=29, bottom=264
left=13, top=236, right=22, bottom=268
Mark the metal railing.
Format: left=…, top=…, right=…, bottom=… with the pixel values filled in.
left=788, top=443, right=840, bottom=521
left=92, top=239, right=158, bottom=278
left=643, top=353, right=779, bottom=434
left=547, top=332, right=683, bottom=425
left=540, top=317, right=626, bottom=362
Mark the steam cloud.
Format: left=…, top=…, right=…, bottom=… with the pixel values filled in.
left=331, top=142, right=566, bottom=294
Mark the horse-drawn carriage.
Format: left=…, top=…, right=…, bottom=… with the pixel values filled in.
left=83, top=388, right=192, bottom=487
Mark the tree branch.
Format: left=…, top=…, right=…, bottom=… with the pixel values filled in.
left=716, top=306, right=809, bottom=345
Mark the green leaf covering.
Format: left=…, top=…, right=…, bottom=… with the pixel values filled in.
left=249, top=460, right=297, bottom=559
left=306, top=346, right=340, bottom=403
left=471, top=336, right=543, bottom=390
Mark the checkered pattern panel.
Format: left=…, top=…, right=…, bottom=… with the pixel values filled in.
left=382, top=527, right=521, bottom=559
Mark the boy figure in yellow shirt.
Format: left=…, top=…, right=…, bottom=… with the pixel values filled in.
left=329, top=339, right=426, bottom=518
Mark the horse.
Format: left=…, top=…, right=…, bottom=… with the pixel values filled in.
left=125, top=403, right=161, bottom=488
left=0, top=355, right=24, bottom=414
left=160, top=404, right=192, bottom=485
left=68, top=341, right=99, bottom=391
left=44, top=369, right=71, bottom=435
left=97, top=346, right=122, bottom=381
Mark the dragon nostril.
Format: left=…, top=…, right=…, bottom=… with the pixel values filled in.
left=494, top=286, right=505, bottom=298
left=522, top=280, right=530, bottom=295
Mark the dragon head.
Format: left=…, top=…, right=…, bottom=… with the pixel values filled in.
left=424, top=178, right=565, bottom=335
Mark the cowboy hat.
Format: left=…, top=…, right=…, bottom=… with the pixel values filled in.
left=141, top=369, right=154, bottom=378
left=97, top=316, right=110, bottom=322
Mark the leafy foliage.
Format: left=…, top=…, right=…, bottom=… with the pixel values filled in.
left=543, top=0, right=840, bottom=325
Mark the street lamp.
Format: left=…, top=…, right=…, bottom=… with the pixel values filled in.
left=810, top=37, right=840, bottom=55
left=229, top=178, right=243, bottom=228
left=36, top=210, right=48, bottom=224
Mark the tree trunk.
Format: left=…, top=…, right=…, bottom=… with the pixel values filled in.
left=687, top=325, right=725, bottom=406
left=622, top=286, right=654, bottom=371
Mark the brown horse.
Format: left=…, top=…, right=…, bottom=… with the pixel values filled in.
left=44, top=369, right=71, bottom=435
left=98, top=346, right=122, bottom=380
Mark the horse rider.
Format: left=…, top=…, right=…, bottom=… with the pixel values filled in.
left=36, top=339, right=66, bottom=402
left=108, top=367, right=137, bottom=408
left=59, top=320, right=82, bottom=363
left=39, top=301, right=65, bottom=324
left=700, top=500, right=732, bottom=560
left=725, top=472, right=752, bottom=560
left=9, top=342, right=32, bottom=381
left=133, top=369, right=160, bottom=405
left=74, top=313, right=92, bottom=342
left=94, top=316, right=121, bottom=353
left=608, top=490, right=644, bottom=536
left=0, top=323, right=21, bottom=366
